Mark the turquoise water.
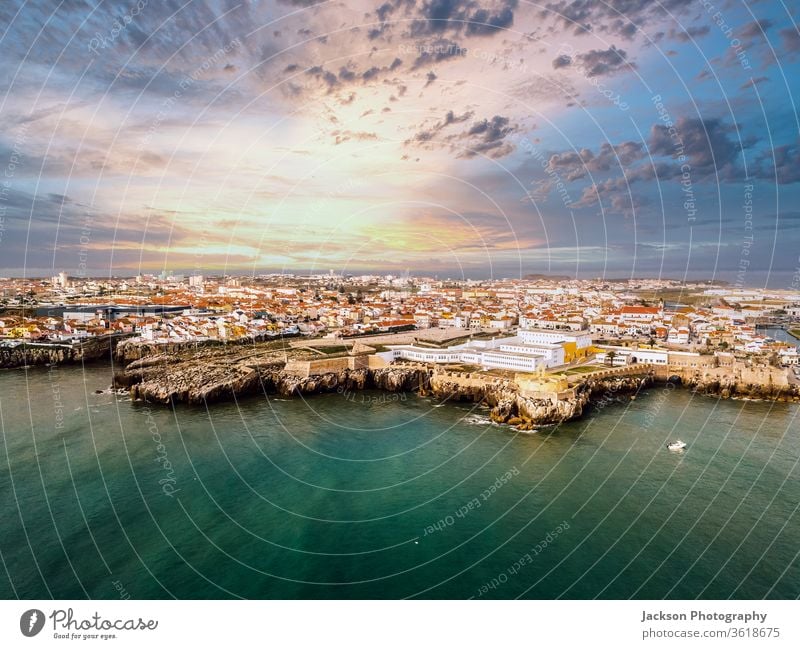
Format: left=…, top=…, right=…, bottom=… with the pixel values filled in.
left=0, top=364, right=798, bottom=599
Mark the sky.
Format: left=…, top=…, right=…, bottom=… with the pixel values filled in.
left=0, top=0, right=799, bottom=286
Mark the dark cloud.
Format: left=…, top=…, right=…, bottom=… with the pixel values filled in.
left=552, top=54, right=572, bottom=69
left=408, top=109, right=475, bottom=143
left=575, top=45, right=634, bottom=77
left=338, top=66, right=357, bottom=82
left=465, top=5, right=515, bottom=36
left=411, top=38, right=468, bottom=68
left=306, top=65, right=339, bottom=90
left=779, top=27, right=800, bottom=55
left=668, top=25, right=710, bottom=43
left=740, top=19, right=772, bottom=40
left=570, top=178, right=649, bottom=215
left=755, top=142, right=800, bottom=184
left=410, top=0, right=518, bottom=38
left=547, top=142, right=645, bottom=181
left=277, top=0, right=326, bottom=6
left=377, top=2, right=396, bottom=21
left=456, top=115, right=518, bottom=158
left=741, top=76, right=769, bottom=90
left=541, top=0, right=694, bottom=40
left=541, top=116, right=767, bottom=216
left=649, top=117, right=749, bottom=172
left=362, top=66, right=382, bottom=81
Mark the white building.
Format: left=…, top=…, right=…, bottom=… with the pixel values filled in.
left=386, top=341, right=548, bottom=372
left=386, top=332, right=580, bottom=372
left=519, top=328, right=592, bottom=350
left=595, top=346, right=669, bottom=365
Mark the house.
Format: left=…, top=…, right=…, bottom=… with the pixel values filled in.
left=667, top=327, right=690, bottom=345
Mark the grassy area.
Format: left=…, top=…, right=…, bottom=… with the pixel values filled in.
left=426, top=332, right=502, bottom=348
left=632, top=288, right=709, bottom=306
left=789, top=329, right=800, bottom=340
left=315, top=345, right=352, bottom=355
left=559, top=365, right=601, bottom=375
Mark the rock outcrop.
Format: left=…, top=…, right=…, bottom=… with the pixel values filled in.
left=111, top=341, right=799, bottom=426
left=0, top=335, right=124, bottom=369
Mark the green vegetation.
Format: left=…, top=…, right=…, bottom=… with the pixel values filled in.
left=315, top=345, right=352, bottom=355
left=560, top=365, right=599, bottom=375
left=788, top=329, right=800, bottom=340
left=633, top=288, right=709, bottom=306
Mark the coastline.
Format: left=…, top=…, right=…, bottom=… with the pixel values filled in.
left=0, top=334, right=129, bottom=369
left=5, top=337, right=798, bottom=429
left=107, top=341, right=800, bottom=429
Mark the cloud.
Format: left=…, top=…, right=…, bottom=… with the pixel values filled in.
left=668, top=25, right=710, bottom=43
left=306, top=65, right=339, bottom=90
left=407, top=111, right=518, bottom=158
left=547, top=141, right=645, bottom=181
left=411, top=38, right=468, bottom=68
left=456, top=115, right=518, bottom=158
left=409, top=0, right=518, bottom=38
left=540, top=0, right=695, bottom=40
left=409, top=109, right=475, bottom=142
left=779, top=27, right=800, bottom=55
left=569, top=178, right=650, bottom=216
left=465, top=5, right=516, bottom=36
left=277, top=0, right=326, bottom=6
left=648, top=117, right=749, bottom=173
left=740, top=19, right=772, bottom=40
left=575, top=45, right=634, bottom=77
left=331, top=130, right=379, bottom=145
left=740, top=76, right=768, bottom=90
left=552, top=54, right=572, bottom=69
left=755, top=141, right=800, bottom=184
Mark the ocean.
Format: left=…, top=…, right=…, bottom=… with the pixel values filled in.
left=1, top=363, right=798, bottom=599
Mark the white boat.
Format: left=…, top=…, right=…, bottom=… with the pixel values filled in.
left=667, top=440, right=687, bottom=451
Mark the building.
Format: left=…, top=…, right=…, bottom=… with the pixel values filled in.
left=385, top=341, right=548, bottom=372
left=385, top=331, right=590, bottom=372
left=595, top=345, right=669, bottom=365
left=518, top=328, right=591, bottom=363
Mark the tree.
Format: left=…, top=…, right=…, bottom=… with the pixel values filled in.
left=605, top=350, right=617, bottom=367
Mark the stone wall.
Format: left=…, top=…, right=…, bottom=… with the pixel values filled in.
left=284, top=354, right=376, bottom=378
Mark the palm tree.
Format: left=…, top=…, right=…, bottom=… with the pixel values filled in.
left=606, top=350, right=617, bottom=367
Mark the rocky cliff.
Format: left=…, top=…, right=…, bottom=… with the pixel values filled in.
left=120, top=361, right=434, bottom=406
left=653, top=365, right=800, bottom=402
left=112, top=342, right=798, bottom=426
left=114, top=347, right=654, bottom=428
left=0, top=335, right=123, bottom=369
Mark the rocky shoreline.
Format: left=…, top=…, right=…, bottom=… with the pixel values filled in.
left=110, top=343, right=660, bottom=427
left=0, top=335, right=126, bottom=369
left=110, top=345, right=800, bottom=429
